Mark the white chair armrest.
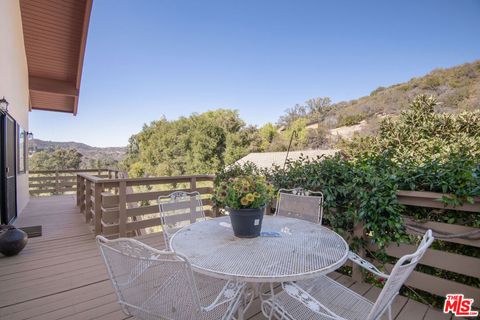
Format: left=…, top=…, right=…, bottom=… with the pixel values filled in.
left=202, top=280, right=245, bottom=312
left=348, top=251, right=390, bottom=279
left=281, top=282, right=340, bottom=319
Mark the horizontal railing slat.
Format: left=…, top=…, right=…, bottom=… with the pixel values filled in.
left=29, top=189, right=56, bottom=194
left=101, top=188, right=213, bottom=205
left=126, top=218, right=163, bottom=232
left=403, top=217, right=480, bottom=247
left=371, top=242, right=480, bottom=279
left=386, top=263, right=480, bottom=307
left=397, top=190, right=480, bottom=213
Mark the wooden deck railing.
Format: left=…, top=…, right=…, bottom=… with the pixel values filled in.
left=352, top=191, right=480, bottom=307
left=76, top=173, right=216, bottom=237
left=73, top=173, right=479, bottom=307
left=29, top=169, right=120, bottom=196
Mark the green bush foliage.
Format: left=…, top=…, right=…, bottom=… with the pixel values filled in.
left=30, top=148, right=83, bottom=170
left=124, top=110, right=267, bottom=177
left=268, top=154, right=406, bottom=250
left=216, top=95, right=480, bottom=259
left=398, top=151, right=480, bottom=206
left=218, top=154, right=407, bottom=251
left=336, top=113, right=367, bottom=127
left=343, top=95, right=480, bottom=205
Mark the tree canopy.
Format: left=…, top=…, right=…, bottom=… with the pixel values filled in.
left=124, top=109, right=269, bottom=177
left=29, top=148, right=83, bottom=171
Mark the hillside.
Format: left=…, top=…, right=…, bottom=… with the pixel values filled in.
left=29, top=60, right=479, bottom=174
left=30, top=139, right=127, bottom=168
left=284, top=60, right=480, bottom=140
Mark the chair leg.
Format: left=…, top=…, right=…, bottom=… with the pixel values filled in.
left=267, top=283, right=279, bottom=320
left=242, top=285, right=255, bottom=316
left=225, top=286, right=246, bottom=320
left=388, top=305, right=392, bottom=320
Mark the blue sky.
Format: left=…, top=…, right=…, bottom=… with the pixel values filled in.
left=30, top=0, right=480, bottom=147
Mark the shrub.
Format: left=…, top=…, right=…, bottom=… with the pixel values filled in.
left=265, top=153, right=406, bottom=251
left=344, top=95, right=480, bottom=165
left=336, top=113, right=367, bottom=127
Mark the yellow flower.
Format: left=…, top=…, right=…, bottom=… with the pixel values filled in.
left=240, top=197, right=250, bottom=206
left=253, top=192, right=260, bottom=198
left=246, top=193, right=255, bottom=202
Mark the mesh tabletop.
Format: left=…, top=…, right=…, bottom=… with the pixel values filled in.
left=170, top=216, right=349, bottom=283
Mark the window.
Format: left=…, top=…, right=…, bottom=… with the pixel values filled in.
left=17, top=126, right=27, bottom=173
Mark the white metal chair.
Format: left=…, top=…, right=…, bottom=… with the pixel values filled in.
left=261, top=230, right=434, bottom=320
left=275, top=188, right=324, bottom=224
left=97, top=236, right=246, bottom=320
left=158, top=191, right=206, bottom=250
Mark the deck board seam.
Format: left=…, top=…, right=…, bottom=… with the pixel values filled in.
left=0, top=279, right=110, bottom=310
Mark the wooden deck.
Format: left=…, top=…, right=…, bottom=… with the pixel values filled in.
left=0, top=195, right=450, bottom=320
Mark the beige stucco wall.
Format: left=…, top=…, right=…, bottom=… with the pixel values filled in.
left=0, top=0, right=30, bottom=215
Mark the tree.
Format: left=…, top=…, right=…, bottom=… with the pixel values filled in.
left=305, top=97, right=331, bottom=113
left=30, top=148, right=83, bottom=170
left=278, top=97, right=333, bottom=128
left=124, top=109, right=261, bottom=177
left=268, top=118, right=310, bottom=151
left=258, top=123, right=278, bottom=151
left=277, top=104, right=307, bottom=127
left=224, top=125, right=262, bottom=165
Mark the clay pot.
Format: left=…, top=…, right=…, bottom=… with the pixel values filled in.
left=0, top=225, right=28, bottom=256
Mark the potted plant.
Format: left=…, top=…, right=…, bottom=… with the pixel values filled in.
left=214, top=176, right=274, bottom=238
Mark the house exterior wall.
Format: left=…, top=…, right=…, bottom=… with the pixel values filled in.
left=0, top=0, right=30, bottom=214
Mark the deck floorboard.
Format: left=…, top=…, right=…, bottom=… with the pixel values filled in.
left=0, top=195, right=442, bottom=320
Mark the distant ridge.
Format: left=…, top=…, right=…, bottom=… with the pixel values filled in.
left=30, top=139, right=127, bottom=167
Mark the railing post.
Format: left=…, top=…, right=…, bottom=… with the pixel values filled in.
left=352, top=221, right=365, bottom=282
left=119, top=181, right=127, bottom=237
left=190, top=177, right=197, bottom=192
left=85, top=179, right=92, bottom=222
left=55, top=170, right=60, bottom=195
left=94, top=183, right=103, bottom=235
left=114, top=171, right=119, bottom=195
left=79, top=177, right=86, bottom=213
left=213, top=206, right=220, bottom=217
left=76, top=175, right=81, bottom=206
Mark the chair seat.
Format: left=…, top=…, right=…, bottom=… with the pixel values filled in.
left=136, top=272, right=240, bottom=320
left=263, top=276, right=374, bottom=320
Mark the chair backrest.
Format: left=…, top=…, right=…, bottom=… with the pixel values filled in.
left=367, top=230, right=434, bottom=320
left=158, top=191, right=206, bottom=250
left=275, top=188, right=324, bottom=224
left=96, top=236, right=203, bottom=319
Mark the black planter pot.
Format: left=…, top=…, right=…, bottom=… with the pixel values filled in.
left=227, top=207, right=264, bottom=238
left=0, top=225, right=28, bottom=256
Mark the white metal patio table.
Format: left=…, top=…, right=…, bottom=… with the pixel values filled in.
left=170, top=215, right=349, bottom=318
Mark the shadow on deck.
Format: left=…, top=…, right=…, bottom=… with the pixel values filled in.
left=0, top=196, right=449, bottom=320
